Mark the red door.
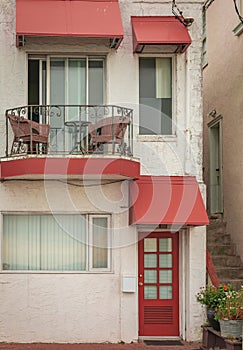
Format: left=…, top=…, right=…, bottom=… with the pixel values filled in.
left=138, top=232, right=179, bottom=336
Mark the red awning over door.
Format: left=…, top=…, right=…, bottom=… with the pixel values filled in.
left=131, top=16, right=192, bottom=53
left=130, top=176, right=209, bottom=226
left=16, top=0, right=124, bottom=48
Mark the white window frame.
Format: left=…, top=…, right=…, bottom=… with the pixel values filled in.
left=0, top=213, right=112, bottom=274
left=137, top=53, right=177, bottom=141
left=89, top=214, right=111, bottom=272
left=28, top=55, right=106, bottom=107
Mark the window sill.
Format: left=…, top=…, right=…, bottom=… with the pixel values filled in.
left=136, top=134, right=177, bottom=142
left=233, top=22, right=243, bottom=36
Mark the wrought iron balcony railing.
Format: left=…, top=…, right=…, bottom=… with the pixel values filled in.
left=5, top=105, right=133, bottom=157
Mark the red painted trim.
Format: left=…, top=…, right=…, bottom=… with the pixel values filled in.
left=0, top=157, right=140, bottom=180
left=131, top=16, right=192, bottom=53
left=206, top=248, right=220, bottom=287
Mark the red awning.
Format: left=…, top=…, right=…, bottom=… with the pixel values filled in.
left=130, top=176, right=209, bottom=226
left=131, top=16, right=192, bottom=53
left=16, top=0, right=124, bottom=48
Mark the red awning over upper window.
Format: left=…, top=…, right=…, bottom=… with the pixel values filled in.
left=131, top=16, right=192, bottom=53
left=130, top=176, right=209, bottom=226
left=16, top=0, right=124, bottom=48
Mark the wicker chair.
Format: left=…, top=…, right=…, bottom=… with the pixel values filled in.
left=8, top=114, right=50, bottom=155
left=88, top=116, right=130, bottom=153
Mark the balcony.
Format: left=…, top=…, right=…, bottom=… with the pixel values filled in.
left=1, top=105, right=140, bottom=181
left=5, top=105, right=133, bottom=157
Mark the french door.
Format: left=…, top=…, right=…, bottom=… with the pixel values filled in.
left=138, top=232, right=179, bottom=336
left=28, top=56, right=104, bottom=152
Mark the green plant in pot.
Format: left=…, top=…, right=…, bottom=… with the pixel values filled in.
left=215, top=286, right=243, bottom=339
left=196, top=284, right=233, bottom=331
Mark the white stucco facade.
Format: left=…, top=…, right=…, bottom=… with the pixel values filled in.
left=0, top=0, right=207, bottom=344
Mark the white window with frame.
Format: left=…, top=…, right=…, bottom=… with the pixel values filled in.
left=139, top=57, right=173, bottom=135
left=1, top=214, right=111, bottom=272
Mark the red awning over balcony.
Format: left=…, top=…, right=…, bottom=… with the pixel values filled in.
left=130, top=176, right=209, bottom=226
left=16, top=0, right=124, bottom=48
left=131, top=16, right=192, bottom=53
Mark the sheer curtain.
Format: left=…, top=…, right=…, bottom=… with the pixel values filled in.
left=3, top=215, right=86, bottom=271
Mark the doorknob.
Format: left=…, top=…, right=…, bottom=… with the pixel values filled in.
left=138, top=282, right=143, bottom=286
left=139, top=274, right=143, bottom=278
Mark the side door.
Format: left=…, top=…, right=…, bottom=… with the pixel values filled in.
left=138, top=232, right=179, bottom=336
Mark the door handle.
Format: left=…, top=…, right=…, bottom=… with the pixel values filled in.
left=138, top=282, right=143, bottom=286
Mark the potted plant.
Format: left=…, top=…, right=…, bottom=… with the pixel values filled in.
left=196, top=284, right=233, bottom=331
left=215, top=286, right=243, bottom=339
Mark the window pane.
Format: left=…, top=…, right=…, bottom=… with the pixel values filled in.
left=50, top=59, right=65, bottom=105
left=92, top=217, right=108, bottom=268
left=139, top=57, right=172, bottom=135
left=144, top=238, right=157, bottom=252
left=144, top=286, right=157, bottom=299
left=159, top=254, right=172, bottom=268
left=88, top=60, right=104, bottom=105
left=68, top=58, right=86, bottom=119
left=160, top=286, right=172, bottom=299
left=144, top=254, right=157, bottom=268
left=159, top=238, right=172, bottom=252
left=160, top=270, right=172, bottom=283
left=3, top=215, right=86, bottom=271
left=144, top=270, right=157, bottom=284
left=50, top=58, right=65, bottom=150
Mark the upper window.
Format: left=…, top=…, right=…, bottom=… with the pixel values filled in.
left=28, top=56, right=105, bottom=108
left=2, top=214, right=110, bottom=272
left=139, top=57, right=172, bottom=135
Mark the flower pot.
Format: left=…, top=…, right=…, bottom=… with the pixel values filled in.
left=207, top=308, right=221, bottom=331
left=224, top=339, right=242, bottom=350
left=219, top=320, right=243, bottom=338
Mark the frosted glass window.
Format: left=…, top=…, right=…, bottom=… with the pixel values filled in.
left=159, top=238, right=172, bottom=252
left=160, top=270, right=172, bottom=283
left=159, top=254, right=172, bottom=268
left=92, top=217, right=108, bottom=269
left=2, top=214, right=110, bottom=272
left=144, top=286, right=157, bottom=299
left=160, top=286, right=172, bottom=299
left=144, top=238, right=157, bottom=252
left=144, top=254, right=157, bottom=268
left=144, top=270, right=157, bottom=284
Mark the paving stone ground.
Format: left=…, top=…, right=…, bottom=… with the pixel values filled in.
left=0, top=342, right=202, bottom=350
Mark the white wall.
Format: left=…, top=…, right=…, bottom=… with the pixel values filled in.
left=0, top=0, right=206, bottom=343
left=0, top=180, right=138, bottom=343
